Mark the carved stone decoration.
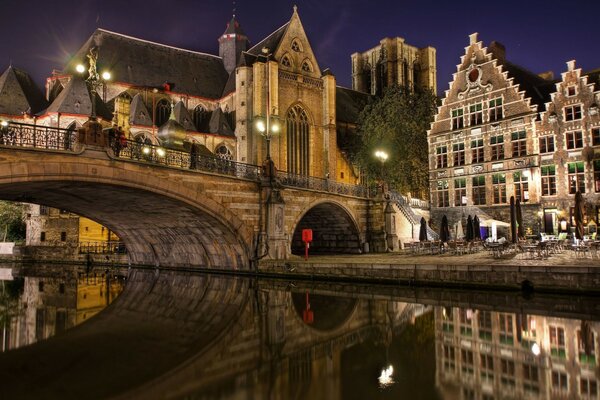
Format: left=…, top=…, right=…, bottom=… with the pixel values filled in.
left=513, top=159, right=527, bottom=168
left=472, top=165, right=484, bottom=173
left=437, top=170, right=448, bottom=178
left=458, top=61, right=493, bottom=99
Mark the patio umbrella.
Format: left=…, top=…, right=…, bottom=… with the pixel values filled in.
left=516, top=199, right=525, bottom=239
left=575, top=191, right=584, bottom=240
left=419, top=217, right=428, bottom=242
left=510, top=196, right=517, bottom=243
left=466, top=215, right=473, bottom=242
left=473, top=215, right=481, bottom=240
left=440, top=215, right=450, bottom=243
left=455, top=220, right=464, bottom=240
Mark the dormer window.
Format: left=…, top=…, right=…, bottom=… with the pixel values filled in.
left=302, top=60, right=313, bottom=72
left=291, top=40, right=301, bottom=52
left=281, top=55, right=292, bottom=68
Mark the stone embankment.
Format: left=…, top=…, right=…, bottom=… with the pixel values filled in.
left=258, top=252, right=600, bottom=293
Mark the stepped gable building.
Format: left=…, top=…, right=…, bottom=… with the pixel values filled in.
left=429, top=33, right=600, bottom=235
left=0, top=7, right=369, bottom=185
left=351, top=37, right=437, bottom=96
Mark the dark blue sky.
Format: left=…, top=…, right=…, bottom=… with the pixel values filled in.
left=2, top=0, right=599, bottom=94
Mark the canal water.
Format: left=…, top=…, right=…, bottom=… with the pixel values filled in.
left=0, top=263, right=598, bottom=400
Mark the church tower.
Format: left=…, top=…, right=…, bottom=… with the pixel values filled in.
left=218, top=15, right=249, bottom=74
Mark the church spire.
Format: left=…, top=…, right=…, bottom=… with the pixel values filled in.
left=219, top=13, right=249, bottom=74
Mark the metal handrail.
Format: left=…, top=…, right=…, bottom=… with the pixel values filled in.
left=0, top=121, right=76, bottom=151
left=112, top=138, right=264, bottom=181
left=79, top=241, right=127, bottom=254
left=276, top=170, right=369, bottom=198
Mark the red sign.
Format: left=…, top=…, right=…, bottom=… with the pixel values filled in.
left=302, top=229, right=313, bottom=243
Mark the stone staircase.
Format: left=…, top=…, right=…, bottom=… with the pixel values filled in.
left=387, top=190, right=438, bottom=241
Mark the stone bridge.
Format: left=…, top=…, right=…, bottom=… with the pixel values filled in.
left=0, top=121, right=428, bottom=268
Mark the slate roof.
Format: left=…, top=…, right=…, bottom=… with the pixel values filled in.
left=0, top=66, right=47, bottom=115
left=222, top=71, right=237, bottom=97
left=129, top=93, right=152, bottom=126
left=223, top=16, right=247, bottom=36
left=247, top=22, right=290, bottom=55
left=64, top=29, right=229, bottom=100
left=208, top=108, right=234, bottom=136
left=335, top=86, right=372, bottom=124
left=503, top=62, right=554, bottom=110
left=174, top=100, right=196, bottom=130
left=45, top=76, right=113, bottom=120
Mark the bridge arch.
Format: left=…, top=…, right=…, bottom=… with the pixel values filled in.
left=291, top=200, right=362, bottom=255
left=0, top=150, right=255, bottom=269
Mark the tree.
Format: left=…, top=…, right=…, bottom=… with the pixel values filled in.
left=0, top=201, right=26, bottom=242
left=347, top=85, right=437, bottom=198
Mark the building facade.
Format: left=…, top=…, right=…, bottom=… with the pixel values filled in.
left=351, top=37, right=437, bottom=96
left=428, top=33, right=600, bottom=235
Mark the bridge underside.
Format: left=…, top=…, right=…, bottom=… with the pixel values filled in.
left=0, top=181, right=249, bottom=269
left=291, top=203, right=361, bottom=255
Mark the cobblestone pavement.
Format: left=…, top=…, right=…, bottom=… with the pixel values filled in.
left=295, top=247, right=600, bottom=267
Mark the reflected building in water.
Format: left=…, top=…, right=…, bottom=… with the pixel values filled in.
left=435, top=306, right=599, bottom=399
left=2, top=269, right=124, bottom=351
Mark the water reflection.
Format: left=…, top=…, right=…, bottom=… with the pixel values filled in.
left=436, top=306, right=599, bottom=399
left=1, top=267, right=124, bottom=352
left=0, top=264, right=599, bottom=399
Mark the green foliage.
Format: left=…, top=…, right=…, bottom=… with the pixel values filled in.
left=349, top=85, right=438, bottom=197
left=0, top=201, right=26, bottom=242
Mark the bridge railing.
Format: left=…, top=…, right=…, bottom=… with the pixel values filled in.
left=0, top=121, right=76, bottom=151
left=276, top=170, right=370, bottom=198
left=114, top=139, right=264, bottom=181
left=79, top=241, right=127, bottom=255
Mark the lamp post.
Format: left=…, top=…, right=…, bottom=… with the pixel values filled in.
left=76, top=47, right=111, bottom=120
left=254, top=47, right=280, bottom=181
left=375, top=149, right=389, bottom=190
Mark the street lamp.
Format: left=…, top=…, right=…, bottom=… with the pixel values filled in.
left=375, top=149, right=389, bottom=182
left=254, top=47, right=280, bottom=179
left=75, top=47, right=111, bottom=120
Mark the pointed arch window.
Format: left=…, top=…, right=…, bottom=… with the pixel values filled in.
left=286, top=105, right=310, bottom=175
left=301, top=60, right=313, bottom=72
left=281, top=55, right=292, bottom=68
left=192, top=105, right=205, bottom=131
left=156, top=99, right=171, bottom=127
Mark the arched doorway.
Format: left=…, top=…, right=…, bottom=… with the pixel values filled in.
left=291, top=202, right=361, bottom=255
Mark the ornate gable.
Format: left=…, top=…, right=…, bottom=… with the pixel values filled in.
left=273, top=7, right=321, bottom=78
left=430, top=33, right=540, bottom=136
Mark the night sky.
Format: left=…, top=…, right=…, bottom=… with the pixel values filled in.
left=2, top=0, right=599, bottom=94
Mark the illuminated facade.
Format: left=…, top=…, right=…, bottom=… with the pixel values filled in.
left=0, top=7, right=366, bottom=185
left=429, top=33, right=600, bottom=234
